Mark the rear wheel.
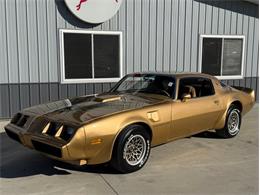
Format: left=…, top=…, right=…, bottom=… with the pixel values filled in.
left=216, top=105, right=241, bottom=138
left=111, top=125, right=151, bottom=173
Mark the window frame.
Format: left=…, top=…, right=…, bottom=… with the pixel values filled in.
left=198, top=34, right=245, bottom=80
left=110, top=74, right=177, bottom=99
left=59, top=29, right=123, bottom=84
left=177, top=77, right=215, bottom=100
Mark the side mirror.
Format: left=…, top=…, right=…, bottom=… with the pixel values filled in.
left=181, top=93, right=191, bottom=102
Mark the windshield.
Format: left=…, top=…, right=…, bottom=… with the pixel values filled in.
left=111, top=74, right=176, bottom=97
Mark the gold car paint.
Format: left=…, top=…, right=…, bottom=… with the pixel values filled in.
left=73, top=74, right=255, bottom=165
left=169, top=74, right=225, bottom=138
left=210, top=77, right=255, bottom=129
left=170, top=96, right=224, bottom=140
left=79, top=101, right=172, bottom=164
left=5, top=73, right=255, bottom=165
left=65, top=127, right=87, bottom=160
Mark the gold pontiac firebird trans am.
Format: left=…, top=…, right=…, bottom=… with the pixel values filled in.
left=5, top=72, right=255, bottom=173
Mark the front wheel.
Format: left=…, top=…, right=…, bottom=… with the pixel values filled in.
left=216, top=105, right=241, bottom=138
left=111, top=125, right=151, bottom=173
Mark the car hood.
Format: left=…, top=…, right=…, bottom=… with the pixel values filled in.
left=22, top=93, right=169, bottom=126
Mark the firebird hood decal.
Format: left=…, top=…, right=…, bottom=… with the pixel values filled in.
left=22, top=93, right=169, bottom=125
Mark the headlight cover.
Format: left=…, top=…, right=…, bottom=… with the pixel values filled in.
left=11, top=113, right=29, bottom=127
left=11, top=113, right=22, bottom=124
left=60, top=126, right=76, bottom=141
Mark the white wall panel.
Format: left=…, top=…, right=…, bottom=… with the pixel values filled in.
left=0, top=0, right=258, bottom=83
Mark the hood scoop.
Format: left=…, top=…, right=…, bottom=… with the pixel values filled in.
left=94, top=95, right=122, bottom=103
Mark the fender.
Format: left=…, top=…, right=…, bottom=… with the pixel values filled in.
left=109, top=118, right=153, bottom=161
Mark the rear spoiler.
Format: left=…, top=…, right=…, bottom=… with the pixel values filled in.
left=232, top=86, right=255, bottom=101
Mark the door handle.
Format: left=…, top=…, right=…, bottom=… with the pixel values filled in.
left=214, top=100, right=220, bottom=105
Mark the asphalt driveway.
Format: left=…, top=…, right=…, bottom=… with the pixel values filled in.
left=0, top=105, right=258, bottom=195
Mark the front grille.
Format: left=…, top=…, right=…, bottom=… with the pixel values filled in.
left=31, top=140, right=62, bottom=158
left=5, top=129, right=21, bottom=143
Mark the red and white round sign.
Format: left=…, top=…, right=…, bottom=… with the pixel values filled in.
left=64, top=0, right=123, bottom=24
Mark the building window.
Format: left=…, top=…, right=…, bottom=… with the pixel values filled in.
left=59, top=29, right=123, bottom=83
left=199, top=35, right=245, bottom=79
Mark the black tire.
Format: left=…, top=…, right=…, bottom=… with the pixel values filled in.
left=111, top=124, right=151, bottom=173
left=216, top=104, right=241, bottom=138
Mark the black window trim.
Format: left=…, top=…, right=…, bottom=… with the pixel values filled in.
left=199, top=34, right=245, bottom=80
left=59, top=29, right=123, bottom=84
left=177, top=77, right=215, bottom=100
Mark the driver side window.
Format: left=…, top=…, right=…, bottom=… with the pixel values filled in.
left=178, top=77, right=215, bottom=100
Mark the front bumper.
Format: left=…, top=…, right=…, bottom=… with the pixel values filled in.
left=5, top=116, right=116, bottom=166
left=4, top=123, right=80, bottom=164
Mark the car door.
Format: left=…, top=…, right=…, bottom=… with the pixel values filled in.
left=168, top=77, right=223, bottom=140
